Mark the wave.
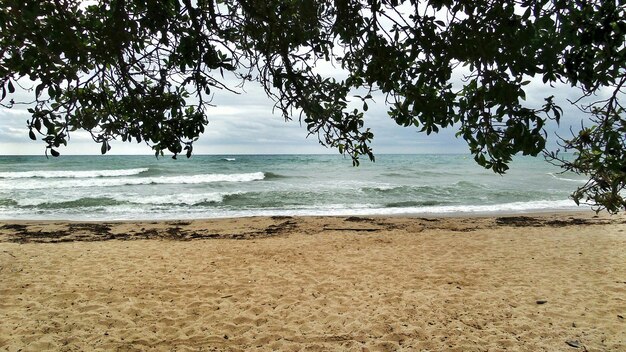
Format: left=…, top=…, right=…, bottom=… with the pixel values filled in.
left=263, top=172, right=289, bottom=180
left=547, top=172, right=587, bottom=183
left=22, top=197, right=124, bottom=209
left=0, top=168, right=149, bottom=179
left=361, top=182, right=495, bottom=202
left=12, top=192, right=243, bottom=208
left=0, top=198, right=583, bottom=220
left=395, top=199, right=581, bottom=214
left=0, top=198, right=18, bottom=207
left=221, top=158, right=236, bottom=162
left=454, top=180, right=485, bottom=189
left=0, top=172, right=266, bottom=190
left=126, top=192, right=232, bottom=206
left=381, top=170, right=464, bottom=178
left=361, top=185, right=411, bottom=194
left=221, top=191, right=280, bottom=208
left=226, top=199, right=582, bottom=218
left=384, top=200, right=445, bottom=208
left=361, top=185, right=456, bottom=198
left=199, top=199, right=584, bottom=218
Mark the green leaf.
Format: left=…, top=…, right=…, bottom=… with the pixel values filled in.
left=35, top=84, right=44, bottom=99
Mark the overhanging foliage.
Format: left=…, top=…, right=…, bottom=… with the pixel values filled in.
left=1, top=0, right=624, bottom=212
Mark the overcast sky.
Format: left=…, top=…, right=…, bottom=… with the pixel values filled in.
left=0, top=1, right=610, bottom=158
left=0, top=71, right=595, bottom=157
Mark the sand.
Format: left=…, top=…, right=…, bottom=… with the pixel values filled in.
left=0, top=212, right=625, bottom=351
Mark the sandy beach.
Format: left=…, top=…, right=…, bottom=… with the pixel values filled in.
left=1, top=212, right=624, bottom=351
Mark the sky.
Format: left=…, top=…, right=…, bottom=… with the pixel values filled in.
left=0, top=1, right=611, bottom=158
left=0, top=69, right=597, bottom=158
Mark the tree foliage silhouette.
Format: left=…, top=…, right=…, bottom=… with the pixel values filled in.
left=1, top=0, right=624, bottom=212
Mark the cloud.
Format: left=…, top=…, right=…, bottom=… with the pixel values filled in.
left=0, top=65, right=600, bottom=157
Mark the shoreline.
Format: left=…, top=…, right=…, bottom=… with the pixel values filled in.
left=0, top=211, right=610, bottom=242
left=0, top=207, right=597, bottom=224
left=1, top=212, right=624, bottom=350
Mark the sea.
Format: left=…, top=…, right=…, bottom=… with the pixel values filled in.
left=0, top=154, right=589, bottom=220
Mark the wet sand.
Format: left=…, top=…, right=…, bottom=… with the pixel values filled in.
left=1, top=212, right=625, bottom=351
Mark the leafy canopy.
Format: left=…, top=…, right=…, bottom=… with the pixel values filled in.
left=1, top=0, right=625, bottom=212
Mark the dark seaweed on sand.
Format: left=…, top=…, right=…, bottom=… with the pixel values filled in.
left=0, top=219, right=299, bottom=243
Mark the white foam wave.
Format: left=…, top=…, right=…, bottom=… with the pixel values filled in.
left=365, top=185, right=397, bottom=191
left=547, top=172, right=587, bottom=183
left=209, top=200, right=583, bottom=218
left=0, top=172, right=266, bottom=190
left=0, top=199, right=586, bottom=221
left=125, top=192, right=237, bottom=205
left=13, top=192, right=236, bottom=207
left=388, top=199, right=582, bottom=214
left=0, top=168, right=149, bottom=179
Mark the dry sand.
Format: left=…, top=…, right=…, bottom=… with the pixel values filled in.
left=0, top=212, right=624, bottom=351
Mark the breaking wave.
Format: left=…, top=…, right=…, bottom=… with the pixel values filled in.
left=0, top=172, right=266, bottom=190
left=547, top=172, right=587, bottom=183
left=0, top=168, right=149, bottom=179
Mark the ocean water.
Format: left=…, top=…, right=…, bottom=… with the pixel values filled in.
left=0, top=154, right=589, bottom=220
